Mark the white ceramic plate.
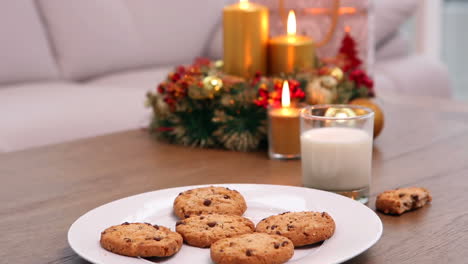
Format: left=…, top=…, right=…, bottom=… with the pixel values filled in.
left=68, top=184, right=382, bottom=264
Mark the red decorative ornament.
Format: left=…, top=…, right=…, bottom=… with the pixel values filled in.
left=176, top=65, right=186, bottom=74
left=157, top=84, right=165, bottom=94
left=170, top=72, right=181, bottom=82
left=193, top=57, right=212, bottom=67
left=349, top=69, right=374, bottom=96
left=264, top=79, right=306, bottom=108
left=254, top=83, right=269, bottom=108
left=251, top=71, right=262, bottom=86
left=349, top=69, right=373, bottom=88
left=338, top=31, right=362, bottom=72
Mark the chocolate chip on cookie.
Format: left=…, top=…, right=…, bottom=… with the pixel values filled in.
left=173, top=186, right=247, bottom=219
left=210, top=233, right=294, bottom=264
left=256, top=211, right=335, bottom=247
left=100, top=223, right=182, bottom=257
left=176, top=214, right=254, bottom=248
left=376, top=187, right=432, bottom=215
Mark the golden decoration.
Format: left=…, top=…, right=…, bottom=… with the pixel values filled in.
left=223, top=1, right=269, bottom=78
left=330, top=67, right=344, bottom=81
left=324, top=107, right=357, bottom=127
left=306, top=77, right=337, bottom=105
left=214, top=60, right=224, bottom=69
left=350, top=98, right=385, bottom=138
left=203, top=76, right=223, bottom=92
left=324, top=107, right=356, bottom=118
left=320, top=75, right=338, bottom=88
left=188, top=76, right=223, bottom=99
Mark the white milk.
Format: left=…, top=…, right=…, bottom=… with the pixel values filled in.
left=300, top=127, right=372, bottom=191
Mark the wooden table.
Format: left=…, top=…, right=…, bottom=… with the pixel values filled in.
left=1, top=95, right=468, bottom=264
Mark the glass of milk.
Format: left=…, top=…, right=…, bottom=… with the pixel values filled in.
left=300, top=105, right=374, bottom=204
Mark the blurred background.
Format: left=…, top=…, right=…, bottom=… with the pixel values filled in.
left=404, top=0, right=467, bottom=101
left=0, top=0, right=464, bottom=153
left=442, top=0, right=467, bottom=101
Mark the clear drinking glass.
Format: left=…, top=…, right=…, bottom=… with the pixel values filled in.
left=300, top=104, right=374, bottom=203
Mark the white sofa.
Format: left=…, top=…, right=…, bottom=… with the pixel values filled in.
left=0, top=0, right=451, bottom=152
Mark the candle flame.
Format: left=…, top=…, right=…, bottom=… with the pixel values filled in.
left=240, top=0, right=249, bottom=9
left=345, top=26, right=351, bottom=33
left=281, top=81, right=291, bottom=107
left=287, top=10, right=296, bottom=36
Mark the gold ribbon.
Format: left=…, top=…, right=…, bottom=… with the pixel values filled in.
left=278, top=0, right=341, bottom=47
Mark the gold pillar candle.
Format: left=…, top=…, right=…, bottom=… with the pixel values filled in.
left=268, top=81, right=301, bottom=159
left=268, top=11, right=315, bottom=75
left=223, top=0, right=269, bottom=78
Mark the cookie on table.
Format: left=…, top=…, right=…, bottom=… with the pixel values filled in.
left=176, top=214, right=255, bottom=248
left=256, top=211, right=335, bottom=247
left=100, top=222, right=183, bottom=257
left=210, top=233, right=294, bottom=264
left=376, top=187, right=432, bottom=215
left=173, top=186, right=247, bottom=219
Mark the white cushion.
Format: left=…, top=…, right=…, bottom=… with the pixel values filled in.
left=0, top=82, right=152, bottom=152
left=375, top=56, right=451, bottom=98
left=87, top=66, right=175, bottom=90
left=374, top=0, right=419, bottom=46
left=123, top=1, right=224, bottom=65
left=376, top=33, right=409, bottom=61
left=37, top=0, right=148, bottom=81
left=37, top=0, right=225, bottom=81
left=0, top=0, right=58, bottom=85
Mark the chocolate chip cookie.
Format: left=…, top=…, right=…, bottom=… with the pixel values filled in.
left=173, top=186, right=247, bottom=219
left=256, top=211, right=335, bottom=247
left=210, top=233, right=294, bottom=264
left=176, top=214, right=255, bottom=247
left=376, top=187, right=432, bottom=215
left=100, top=222, right=183, bottom=257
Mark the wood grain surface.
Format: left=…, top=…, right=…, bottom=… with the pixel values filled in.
left=1, top=95, right=468, bottom=264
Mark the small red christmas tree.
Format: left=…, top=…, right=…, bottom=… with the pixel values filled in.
left=338, top=29, right=362, bottom=72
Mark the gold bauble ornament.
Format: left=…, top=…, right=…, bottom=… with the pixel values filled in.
left=189, top=76, right=223, bottom=99
left=324, top=107, right=357, bottom=118
left=320, top=75, right=338, bottom=88
left=203, top=76, right=223, bottom=91
left=324, top=107, right=357, bottom=127
left=330, top=67, right=344, bottom=81
left=350, top=98, right=385, bottom=138
left=203, top=76, right=223, bottom=93
left=306, top=77, right=337, bottom=105
left=214, top=60, right=224, bottom=69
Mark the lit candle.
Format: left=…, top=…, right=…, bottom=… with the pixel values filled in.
left=268, top=10, right=315, bottom=75
left=268, top=81, right=301, bottom=159
left=223, top=0, right=269, bottom=78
